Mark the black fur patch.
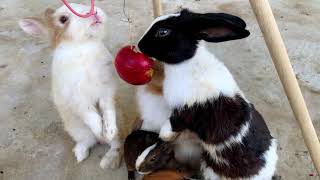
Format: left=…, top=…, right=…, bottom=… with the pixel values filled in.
left=169, top=94, right=273, bottom=178
left=170, top=95, right=250, bottom=144
left=138, top=9, right=250, bottom=64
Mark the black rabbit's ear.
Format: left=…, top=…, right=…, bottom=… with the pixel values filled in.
left=181, top=11, right=250, bottom=43
left=206, top=13, right=248, bottom=29
left=197, top=24, right=250, bottom=43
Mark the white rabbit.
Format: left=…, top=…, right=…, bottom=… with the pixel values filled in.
left=19, top=3, right=122, bottom=169
left=138, top=9, right=278, bottom=180
left=136, top=62, right=202, bottom=169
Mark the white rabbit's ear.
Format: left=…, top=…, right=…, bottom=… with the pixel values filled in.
left=19, top=18, right=48, bottom=37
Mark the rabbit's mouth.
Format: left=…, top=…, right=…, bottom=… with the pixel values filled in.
left=90, top=13, right=102, bottom=26
left=91, top=20, right=102, bottom=26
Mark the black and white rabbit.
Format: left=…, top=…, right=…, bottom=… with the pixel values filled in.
left=138, top=9, right=278, bottom=180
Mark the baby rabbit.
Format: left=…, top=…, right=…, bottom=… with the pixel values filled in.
left=124, top=130, right=186, bottom=180
left=135, top=140, right=177, bottom=175
left=138, top=9, right=278, bottom=180
left=124, top=130, right=159, bottom=180
left=19, top=4, right=122, bottom=169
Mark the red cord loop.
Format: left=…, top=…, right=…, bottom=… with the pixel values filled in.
left=61, top=0, right=96, bottom=18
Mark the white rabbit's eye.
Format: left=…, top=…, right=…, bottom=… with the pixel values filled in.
left=155, top=28, right=171, bottom=38
left=59, top=16, right=69, bottom=24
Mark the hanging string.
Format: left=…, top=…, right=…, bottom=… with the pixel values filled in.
left=122, top=0, right=132, bottom=23
left=61, top=0, right=96, bottom=18
left=122, top=0, right=134, bottom=48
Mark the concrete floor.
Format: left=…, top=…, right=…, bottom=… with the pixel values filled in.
left=0, top=0, right=320, bottom=179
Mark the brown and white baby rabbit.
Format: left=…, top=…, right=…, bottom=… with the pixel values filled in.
left=19, top=4, right=122, bottom=169
left=124, top=130, right=159, bottom=180
left=136, top=140, right=178, bottom=175
left=138, top=9, right=278, bottom=180
left=125, top=130, right=184, bottom=180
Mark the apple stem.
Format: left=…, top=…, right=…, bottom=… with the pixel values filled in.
left=131, top=45, right=137, bottom=52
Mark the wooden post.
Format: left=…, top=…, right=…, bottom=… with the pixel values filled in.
left=249, top=0, right=320, bottom=174
left=153, top=0, right=162, bottom=18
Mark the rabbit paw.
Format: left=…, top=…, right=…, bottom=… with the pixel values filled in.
left=100, top=149, right=122, bottom=169
left=159, top=121, right=178, bottom=141
left=73, top=144, right=90, bottom=163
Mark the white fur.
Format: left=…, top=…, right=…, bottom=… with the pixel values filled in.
left=163, top=42, right=243, bottom=108
left=136, top=86, right=171, bottom=132
left=251, top=139, right=278, bottom=180
left=135, top=143, right=157, bottom=174
left=19, top=4, right=122, bottom=169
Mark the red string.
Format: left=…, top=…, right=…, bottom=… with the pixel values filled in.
left=61, top=0, right=96, bottom=18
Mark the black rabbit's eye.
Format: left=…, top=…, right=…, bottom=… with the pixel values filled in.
left=155, top=28, right=171, bottom=38
left=59, top=16, right=69, bottom=24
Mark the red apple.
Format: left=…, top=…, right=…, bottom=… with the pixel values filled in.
left=115, top=46, right=154, bottom=85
